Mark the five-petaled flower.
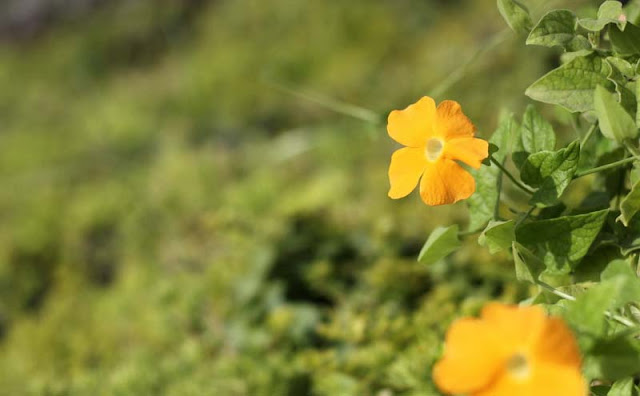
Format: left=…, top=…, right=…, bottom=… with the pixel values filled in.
left=387, top=96, right=488, bottom=206
left=433, top=302, right=587, bottom=396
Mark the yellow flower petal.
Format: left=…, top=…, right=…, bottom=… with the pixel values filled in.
left=388, top=147, right=427, bottom=199
left=419, top=159, right=475, bottom=205
left=433, top=303, right=587, bottom=396
left=435, top=100, right=476, bottom=139
left=433, top=318, right=506, bottom=395
left=387, top=96, right=436, bottom=147
left=481, top=303, right=547, bottom=352
left=533, top=317, right=582, bottom=368
left=444, top=137, right=489, bottom=169
left=475, top=363, right=586, bottom=396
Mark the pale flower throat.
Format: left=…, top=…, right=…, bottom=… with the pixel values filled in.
left=425, top=138, right=444, bottom=161
left=505, top=353, right=530, bottom=380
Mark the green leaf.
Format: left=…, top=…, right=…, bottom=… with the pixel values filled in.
left=479, top=220, right=515, bottom=254
left=618, top=178, right=640, bottom=226
left=417, top=225, right=460, bottom=265
left=521, top=105, right=556, bottom=153
left=600, top=259, right=640, bottom=310
left=579, top=1, right=625, bottom=32
left=607, top=377, right=635, bottom=396
left=467, top=113, right=518, bottom=231
left=584, top=335, right=640, bottom=381
left=594, top=85, right=638, bottom=142
left=512, top=105, right=556, bottom=169
left=526, top=54, right=614, bottom=112
left=521, top=140, right=580, bottom=207
left=610, top=22, right=640, bottom=55
left=606, top=57, right=635, bottom=78
left=497, top=0, right=533, bottom=34
left=637, top=70, right=640, bottom=127
left=515, top=209, right=608, bottom=273
left=512, top=241, right=545, bottom=283
left=526, top=10, right=577, bottom=48
left=566, top=279, right=620, bottom=336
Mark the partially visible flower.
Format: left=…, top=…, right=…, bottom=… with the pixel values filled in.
left=433, top=303, right=586, bottom=396
left=387, top=96, right=488, bottom=206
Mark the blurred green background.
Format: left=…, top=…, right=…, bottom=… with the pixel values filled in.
left=0, top=0, right=594, bottom=394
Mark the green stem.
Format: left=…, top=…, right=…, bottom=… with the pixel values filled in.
left=623, top=139, right=640, bottom=158
left=537, top=281, right=637, bottom=328
left=516, top=206, right=535, bottom=228
left=573, top=157, right=637, bottom=178
left=490, top=157, right=534, bottom=195
left=580, top=123, right=597, bottom=149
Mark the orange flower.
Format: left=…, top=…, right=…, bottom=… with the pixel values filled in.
left=433, top=303, right=587, bottom=396
left=387, top=96, right=488, bottom=206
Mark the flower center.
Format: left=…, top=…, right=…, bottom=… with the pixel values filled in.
left=425, top=138, right=444, bottom=161
left=505, top=353, right=530, bottom=380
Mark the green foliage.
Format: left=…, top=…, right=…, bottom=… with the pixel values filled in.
left=526, top=54, right=615, bottom=112
left=418, top=225, right=460, bottom=265
left=579, top=1, right=625, bottom=31
left=479, top=220, right=515, bottom=254
left=467, top=113, right=517, bottom=231
left=497, top=0, right=533, bottom=34
left=618, top=178, right=640, bottom=226
left=594, top=85, right=638, bottom=142
left=526, top=10, right=589, bottom=51
left=516, top=210, right=608, bottom=274
left=521, top=140, right=580, bottom=207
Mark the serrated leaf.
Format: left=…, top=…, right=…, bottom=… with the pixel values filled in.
left=610, top=22, right=640, bottom=55
left=618, top=177, right=640, bottom=226
left=594, top=85, right=638, bottom=142
left=497, top=0, right=532, bottom=34
left=521, top=140, right=580, bottom=207
left=418, top=225, right=460, bottom=265
left=579, top=1, right=625, bottom=31
left=526, top=10, right=577, bottom=48
left=512, top=241, right=545, bottom=283
left=526, top=54, right=614, bottom=112
left=467, top=113, right=518, bottom=231
left=515, top=209, right=608, bottom=273
left=479, top=220, right=515, bottom=254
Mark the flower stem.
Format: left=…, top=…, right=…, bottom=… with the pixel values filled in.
left=490, top=157, right=534, bottom=195
left=573, top=157, right=637, bottom=179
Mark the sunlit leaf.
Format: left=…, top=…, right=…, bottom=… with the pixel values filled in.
left=618, top=178, right=640, bottom=226
left=526, top=54, right=614, bottom=112
left=526, top=10, right=578, bottom=49
left=417, top=225, right=460, bottom=265
left=594, top=85, right=638, bottom=142
left=479, top=220, right=514, bottom=254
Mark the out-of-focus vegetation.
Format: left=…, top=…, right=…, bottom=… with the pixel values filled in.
left=0, top=0, right=594, bottom=394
